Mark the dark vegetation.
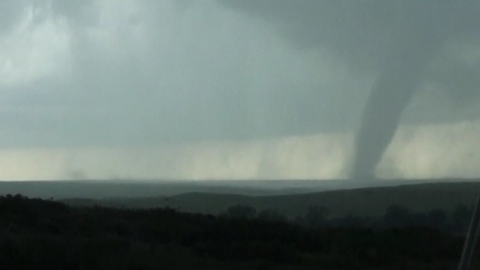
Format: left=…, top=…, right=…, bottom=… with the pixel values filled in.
left=0, top=194, right=479, bottom=270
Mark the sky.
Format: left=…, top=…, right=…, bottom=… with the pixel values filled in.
left=0, top=0, right=479, bottom=180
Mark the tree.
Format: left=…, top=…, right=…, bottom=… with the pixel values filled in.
left=222, top=205, right=257, bottom=219
left=384, top=204, right=413, bottom=227
left=303, top=205, right=330, bottom=227
left=451, top=203, right=473, bottom=233
left=257, top=209, right=288, bottom=223
left=426, top=209, right=447, bottom=230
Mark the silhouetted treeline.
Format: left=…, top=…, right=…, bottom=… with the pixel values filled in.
left=0, top=194, right=476, bottom=270
left=220, top=203, right=474, bottom=234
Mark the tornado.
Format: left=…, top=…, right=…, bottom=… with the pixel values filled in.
left=351, top=27, right=443, bottom=180
left=219, top=0, right=480, bottom=179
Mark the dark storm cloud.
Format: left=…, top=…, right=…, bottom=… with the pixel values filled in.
left=220, top=1, right=480, bottom=67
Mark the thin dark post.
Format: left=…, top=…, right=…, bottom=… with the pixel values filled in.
left=458, top=195, right=480, bottom=270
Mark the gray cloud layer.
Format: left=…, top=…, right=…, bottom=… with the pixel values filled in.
left=0, top=0, right=479, bottom=156
left=220, top=0, right=480, bottom=106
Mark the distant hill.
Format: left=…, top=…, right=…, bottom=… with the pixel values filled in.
left=1, top=178, right=460, bottom=199
left=60, top=181, right=480, bottom=218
